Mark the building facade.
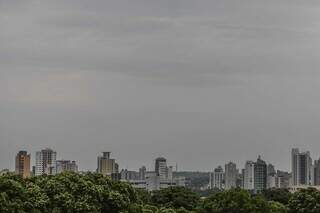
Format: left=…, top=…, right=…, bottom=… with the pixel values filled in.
left=225, top=162, right=238, bottom=189
left=155, top=157, right=168, bottom=180
left=292, top=148, right=312, bottom=186
left=56, top=160, right=78, bottom=174
left=254, top=156, right=267, bottom=191
left=210, top=166, right=224, bottom=190
left=243, top=161, right=255, bottom=190
left=35, top=148, right=57, bottom=176
left=15, top=151, right=31, bottom=178
left=97, top=152, right=119, bottom=177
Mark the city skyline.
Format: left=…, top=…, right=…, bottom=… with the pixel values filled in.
left=1, top=0, right=320, bottom=172
left=4, top=146, right=320, bottom=174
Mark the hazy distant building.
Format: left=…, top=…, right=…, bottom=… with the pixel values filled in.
left=15, top=151, right=31, bottom=178
left=56, top=160, right=78, bottom=174
left=266, top=163, right=276, bottom=189
left=292, top=148, right=312, bottom=186
left=276, top=170, right=291, bottom=188
left=243, top=161, right=255, bottom=190
left=120, top=169, right=139, bottom=180
left=225, top=162, right=238, bottom=189
left=139, top=166, right=146, bottom=180
left=254, top=156, right=267, bottom=191
left=167, top=166, right=173, bottom=181
left=210, top=166, right=224, bottom=190
left=35, top=148, right=57, bottom=176
left=314, top=159, right=320, bottom=185
left=155, top=157, right=168, bottom=179
left=97, top=152, right=118, bottom=177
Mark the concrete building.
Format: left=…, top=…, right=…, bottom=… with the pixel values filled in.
left=225, top=162, right=238, bottom=189
left=56, top=160, right=78, bottom=174
left=291, top=148, right=312, bottom=186
left=254, top=156, right=267, bottom=192
left=276, top=170, right=291, bottom=188
left=314, top=158, right=320, bottom=185
left=155, top=157, right=168, bottom=179
left=120, top=169, right=139, bottom=180
left=15, top=151, right=31, bottom=178
left=97, top=152, right=119, bottom=177
left=35, top=148, right=57, bottom=176
left=243, top=161, right=255, bottom=190
left=210, top=166, right=224, bottom=190
left=139, top=166, right=146, bottom=180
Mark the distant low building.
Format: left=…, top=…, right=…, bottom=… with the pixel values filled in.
left=56, top=160, right=78, bottom=174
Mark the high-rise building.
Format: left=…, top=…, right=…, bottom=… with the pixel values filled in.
left=155, top=157, right=168, bottom=179
left=225, top=162, right=238, bottom=189
left=243, top=161, right=255, bottom=190
left=97, top=152, right=118, bottom=176
left=209, top=166, right=224, bottom=190
left=313, top=158, right=320, bottom=185
left=291, top=148, right=312, bottom=186
left=254, top=156, right=267, bottom=191
left=15, top=151, right=31, bottom=178
left=35, top=148, right=57, bottom=176
left=139, top=166, right=146, bottom=180
left=56, top=160, right=78, bottom=174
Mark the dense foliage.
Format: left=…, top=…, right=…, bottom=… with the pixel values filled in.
left=0, top=172, right=320, bottom=212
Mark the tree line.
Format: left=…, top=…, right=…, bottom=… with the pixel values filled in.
left=0, top=172, right=318, bottom=212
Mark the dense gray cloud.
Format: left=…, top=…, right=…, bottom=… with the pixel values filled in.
left=1, top=0, right=320, bottom=172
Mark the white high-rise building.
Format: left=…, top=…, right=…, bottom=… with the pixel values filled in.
left=291, top=148, right=312, bottom=186
left=35, top=148, right=57, bottom=176
left=210, top=166, right=224, bottom=190
left=243, top=161, right=255, bottom=190
left=225, top=162, right=238, bottom=189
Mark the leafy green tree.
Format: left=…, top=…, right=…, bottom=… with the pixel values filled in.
left=288, top=188, right=320, bottom=213
left=262, top=188, right=292, bottom=205
left=151, top=187, right=200, bottom=211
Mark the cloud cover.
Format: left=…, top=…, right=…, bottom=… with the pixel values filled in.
left=1, top=0, right=320, bottom=171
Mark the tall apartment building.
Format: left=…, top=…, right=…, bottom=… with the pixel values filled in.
left=97, top=152, right=119, bottom=176
left=254, top=156, right=267, bottom=191
left=155, top=157, right=168, bottom=179
left=15, top=151, right=31, bottom=178
left=243, top=161, right=255, bottom=190
left=291, top=148, right=312, bottom=186
left=56, top=160, right=78, bottom=174
left=35, top=148, right=57, bottom=176
left=209, top=166, right=224, bottom=190
left=225, top=162, right=238, bottom=189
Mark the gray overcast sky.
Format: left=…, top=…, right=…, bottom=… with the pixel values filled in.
left=1, top=0, right=320, bottom=172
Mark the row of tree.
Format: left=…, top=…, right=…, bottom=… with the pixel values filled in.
left=0, top=172, right=318, bottom=212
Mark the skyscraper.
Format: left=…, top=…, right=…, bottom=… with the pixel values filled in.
left=209, top=166, right=224, bottom=190
left=15, top=151, right=31, bottom=178
left=243, top=161, right=255, bottom=190
left=155, top=157, right=167, bottom=179
left=254, top=156, right=267, bottom=191
left=56, top=160, right=78, bottom=174
left=97, top=152, right=118, bottom=176
left=292, top=148, right=312, bottom=186
left=225, top=162, right=238, bottom=189
left=35, top=148, right=57, bottom=176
